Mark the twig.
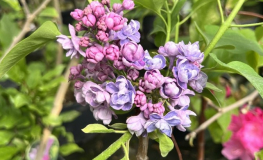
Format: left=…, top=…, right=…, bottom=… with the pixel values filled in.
left=197, top=98, right=207, bottom=160
left=136, top=136, right=149, bottom=160
left=171, top=131, right=183, bottom=160
left=4, top=0, right=52, bottom=56
left=227, top=10, right=263, bottom=20
left=35, top=59, right=78, bottom=160
left=53, top=0, right=63, bottom=65
left=206, top=98, right=221, bottom=112
left=185, top=90, right=259, bottom=140
left=20, top=0, right=30, bottom=16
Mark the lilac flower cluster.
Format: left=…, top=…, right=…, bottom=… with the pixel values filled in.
left=57, top=0, right=207, bottom=137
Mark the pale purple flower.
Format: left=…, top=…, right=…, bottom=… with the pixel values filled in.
left=96, top=30, right=109, bottom=42
left=172, top=59, right=200, bottom=89
left=160, top=77, right=183, bottom=99
left=121, top=42, right=145, bottom=69
left=140, top=69, right=164, bottom=92
left=57, top=24, right=85, bottom=58
left=143, top=50, right=166, bottom=70
left=140, top=102, right=165, bottom=119
left=113, top=3, right=123, bottom=13
left=82, top=81, right=110, bottom=108
left=79, top=37, right=90, bottom=47
left=172, top=106, right=196, bottom=132
left=106, top=76, right=135, bottom=111
left=144, top=111, right=181, bottom=137
left=70, top=9, right=84, bottom=21
left=92, top=102, right=117, bottom=125
left=69, top=64, right=83, bottom=80
left=177, top=41, right=204, bottom=63
left=82, top=14, right=96, bottom=27
left=127, top=112, right=147, bottom=136
left=116, top=20, right=140, bottom=46
left=127, top=68, right=139, bottom=81
left=189, top=71, right=207, bottom=93
left=105, top=44, right=120, bottom=61
left=74, top=87, right=86, bottom=106
left=86, top=44, right=105, bottom=63
left=122, top=0, right=135, bottom=10
left=158, top=41, right=179, bottom=69
left=105, top=12, right=127, bottom=31
left=169, top=89, right=195, bottom=108
left=74, top=81, right=84, bottom=90
left=134, top=91, right=147, bottom=107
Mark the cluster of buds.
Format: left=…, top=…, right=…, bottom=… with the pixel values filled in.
left=57, top=0, right=207, bottom=137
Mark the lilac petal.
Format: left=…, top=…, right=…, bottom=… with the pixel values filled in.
left=145, top=121, right=156, bottom=132
left=106, top=82, right=119, bottom=93
left=177, top=95, right=190, bottom=107
left=122, top=103, right=132, bottom=111
left=110, top=103, right=123, bottom=110
left=149, top=113, right=162, bottom=120
left=66, top=49, right=75, bottom=57
left=176, top=124, right=186, bottom=132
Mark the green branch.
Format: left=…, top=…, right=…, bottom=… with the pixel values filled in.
left=230, top=22, right=263, bottom=27
left=204, top=0, right=246, bottom=58
left=165, top=1, right=171, bottom=43
left=217, top=0, right=225, bottom=24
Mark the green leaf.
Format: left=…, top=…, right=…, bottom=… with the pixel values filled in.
left=157, top=131, right=174, bottom=157
left=42, top=65, right=65, bottom=81
left=0, top=21, right=61, bottom=78
left=60, top=143, right=84, bottom=156
left=133, top=0, right=165, bottom=18
left=109, top=123, right=127, bottom=130
left=255, top=26, right=263, bottom=41
left=13, top=93, right=30, bottom=108
left=194, top=22, right=209, bottom=45
left=205, top=82, right=222, bottom=92
left=93, top=132, right=132, bottom=160
left=39, top=76, right=65, bottom=91
left=39, top=7, right=59, bottom=18
left=43, top=115, right=62, bottom=127
left=82, top=124, right=115, bottom=133
left=59, top=111, right=80, bottom=123
left=210, top=53, right=263, bottom=99
left=255, top=149, right=263, bottom=160
left=26, top=70, right=42, bottom=89
left=154, top=32, right=166, bottom=47
left=1, top=0, right=21, bottom=11
left=201, top=88, right=221, bottom=107
left=0, top=146, right=19, bottom=160
left=0, top=131, right=14, bottom=145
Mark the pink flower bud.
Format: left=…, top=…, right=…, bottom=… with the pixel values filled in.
left=105, top=44, right=119, bottom=61
left=101, top=0, right=110, bottom=6
left=113, top=3, right=123, bottom=13
left=97, top=16, right=107, bottom=31
left=122, top=0, right=134, bottom=10
left=97, top=72, right=109, bottom=82
left=74, top=81, right=84, bottom=89
left=75, top=22, right=86, bottom=32
left=70, top=9, right=84, bottom=21
left=96, top=30, right=109, bottom=42
left=134, top=91, right=147, bottom=107
left=113, top=56, right=126, bottom=70
left=82, top=14, right=96, bottom=27
left=122, top=41, right=144, bottom=62
left=127, top=68, right=139, bottom=81
left=79, top=37, right=90, bottom=47
left=105, top=12, right=127, bottom=31
left=86, top=44, right=105, bottom=63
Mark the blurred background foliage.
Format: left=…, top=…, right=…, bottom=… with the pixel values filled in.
left=1, top=0, right=263, bottom=159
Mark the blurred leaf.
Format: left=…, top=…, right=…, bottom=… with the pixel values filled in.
left=201, top=88, right=221, bottom=107
left=171, top=0, right=186, bottom=27
left=154, top=32, right=166, bottom=47
left=42, top=65, right=65, bottom=81
left=214, top=45, right=235, bottom=50
left=43, top=115, right=62, bottom=127
left=27, top=62, right=46, bottom=73
left=59, top=111, right=80, bottom=123
left=133, top=0, right=165, bottom=18
left=194, top=22, right=209, bottom=45
left=0, top=131, right=14, bottom=145
left=6, top=59, right=27, bottom=83
left=39, top=76, right=65, bottom=91
left=59, top=143, right=84, bottom=156
left=148, top=130, right=158, bottom=140
left=39, top=7, right=59, bottom=18
left=205, top=82, right=222, bottom=92
left=13, top=93, right=30, bottom=108
left=26, top=70, right=42, bottom=89
left=93, top=132, right=132, bottom=160
left=150, top=25, right=166, bottom=35
left=1, top=0, right=21, bottom=11
left=0, top=21, right=61, bottom=78
left=0, top=14, right=20, bottom=51
left=157, top=131, right=173, bottom=157
left=255, top=26, right=263, bottom=41
left=210, top=53, right=263, bottom=99
left=109, top=123, right=127, bottom=130
left=255, top=149, right=263, bottom=160
left=0, top=146, right=19, bottom=160
left=82, top=124, right=115, bottom=133
left=110, top=0, right=122, bottom=6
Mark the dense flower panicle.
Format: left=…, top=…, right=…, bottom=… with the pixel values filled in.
left=134, top=91, right=147, bottom=107
left=127, top=68, right=139, bottom=81
left=222, top=108, right=263, bottom=160
left=144, top=111, right=181, bottom=137
left=116, top=20, right=140, bottom=46
left=126, top=112, right=147, bottom=136
left=144, top=51, right=166, bottom=70
left=106, top=76, right=135, bottom=111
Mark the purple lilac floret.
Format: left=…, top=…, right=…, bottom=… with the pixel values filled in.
left=140, top=102, right=165, bottom=119
left=139, top=69, right=164, bottom=93
left=116, top=20, right=140, bottom=46
left=144, top=111, right=181, bottom=137
left=126, top=112, right=147, bottom=136
left=177, top=41, right=204, bottom=63
left=92, top=102, right=117, bottom=125
left=143, top=50, right=166, bottom=70
left=106, top=76, right=135, bottom=111
left=189, top=71, right=207, bottom=93
left=158, top=41, right=179, bottom=69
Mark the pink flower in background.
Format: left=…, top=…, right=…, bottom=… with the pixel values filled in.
left=222, top=107, right=263, bottom=160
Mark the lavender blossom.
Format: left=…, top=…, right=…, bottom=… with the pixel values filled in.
left=122, top=0, right=135, bottom=10
left=172, top=106, right=196, bottom=131
left=116, top=20, right=140, bottom=46
left=105, top=12, right=127, bottom=31
left=139, top=69, right=164, bottom=93
left=140, top=102, right=165, bottom=119
left=70, top=9, right=84, bottom=21
left=177, top=41, right=204, bottom=63
left=113, top=56, right=126, bottom=70
left=127, top=112, right=147, bottom=136
left=169, top=89, right=195, bottom=108
left=106, top=76, right=135, bottom=111
left=143, top=50, right=166, bottom=70
left=122, top=42, right=145, bottom=69
left=56, top=24, right=85, bottom=58
left=144, top=111, right=181, bottom=137
left=127, top=68, right=139, bottom=81
left=92, top=103, right=117, bottom=125
left=189, top=71, right=207, bottom=93
left=82, top=81, right=110, bottom=108
left=86, top=44, right=105, bottom=63
left=158, top=41, right=179, bottom=69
